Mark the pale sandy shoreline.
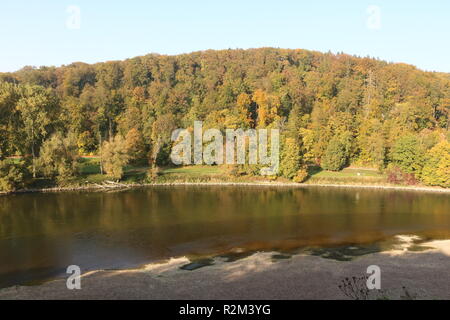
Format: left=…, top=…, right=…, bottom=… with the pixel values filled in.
left=2, top=239, right=450, bottom=300
left=1, top=180, right=449, bottom=196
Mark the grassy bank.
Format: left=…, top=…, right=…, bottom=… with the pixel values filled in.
left=305, top=167, right=385, bottom=185
left=3, top=158, right=449, bottom=194
left=158, top=165, right=386, bottom=185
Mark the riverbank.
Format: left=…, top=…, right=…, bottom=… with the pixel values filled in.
left=2, top=163, right=448, bottom=195
left=1, top=179, right=450, bottom=196
left=1, top=239, right=450, bottom=300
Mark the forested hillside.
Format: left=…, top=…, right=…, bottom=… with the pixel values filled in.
left=0, top=48, right=449, bottom=190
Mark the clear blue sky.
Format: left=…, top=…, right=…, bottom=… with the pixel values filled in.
left=1, top=0, right=449, bottom=73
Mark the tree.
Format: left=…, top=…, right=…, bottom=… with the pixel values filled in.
left=280, top=138, right=301, bottom=179
left=357, top=119, right=386, bottom=168
left=100, top=135, right=130, bottom=180
left=421, top=141, right=450, bottom=187
left=391, top=134, right=425, bottom=176
left=150, top=114, right=177, bottom=166
left=38, top=132, right=79, bottom=185
left=1, top=48, right=449, bottom=187
left=252, top=89, right=280, bottom=128
left=293, top=167, right=309, bottom=183
left=62, top=63, right=96, bottom=97
left=285, top=104, right=303, bottom=142
left=125, top=128, right=146, bottom=163
left=16, top=85, right=58, bottom=177
left=221, top=93, right=252, bottom=129
left=94, top=85, right=124, bottom=141
left=0, top=82, right=22, bottom=158
left=0, top=160, right=29, bottom=192
left=322, top=135, right=349, bottom=171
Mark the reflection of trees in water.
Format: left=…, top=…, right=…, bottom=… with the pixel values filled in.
left=0, top=188, right=449, bottom=241
left=0, top=187, right=449, bottom=282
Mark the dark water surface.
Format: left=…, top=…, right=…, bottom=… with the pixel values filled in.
left=0, top=186, right=449, bottom=288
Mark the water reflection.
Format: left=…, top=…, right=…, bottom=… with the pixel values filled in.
left=0, top=186, right=449, bottom=287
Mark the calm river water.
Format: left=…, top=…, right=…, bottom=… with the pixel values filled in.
left=0, top=186, right=449, bottom=288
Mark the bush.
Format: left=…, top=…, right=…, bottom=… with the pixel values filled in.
left=236, top=164, right=260, bottom=176
left=386, top=165, right=418, bottom=185
left=155, top=143, right=172, bottom=167
left=225, top=165, right=239, bottom=177
left=146, top=166, right=161, bottom=182
left=293, top=167, right=309, bottom=183
left=0, top=160, right=29, bottom=192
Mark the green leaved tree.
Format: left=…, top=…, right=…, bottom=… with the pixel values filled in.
left=280, top=137, right=302, bottom=179
left=321, top=132, right=352, bottom=171
left=16, top=85, right=58, bottom=177
left=100, top=134, right=130, bottom=180
left=38, top=132, right=80, bottom=186
left=0, top=160, right=29, bottom=192
left=391, top=134, right=425, bottom=176
left=421, top=140, right=450, bottom=187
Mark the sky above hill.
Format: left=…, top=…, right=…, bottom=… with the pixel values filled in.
left=1, top=0, right=449, bottom=73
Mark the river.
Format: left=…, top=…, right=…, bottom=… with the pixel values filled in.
left=0, top=185, right=449, bottom=288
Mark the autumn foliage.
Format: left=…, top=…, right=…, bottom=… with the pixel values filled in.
left=0, top=48, right=448, bottom=188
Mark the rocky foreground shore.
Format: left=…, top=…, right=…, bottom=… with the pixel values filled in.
left=1, top=239, right=450, bottom=300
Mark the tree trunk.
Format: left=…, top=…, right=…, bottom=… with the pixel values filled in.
left=31, top=126, right=36, bottom=178
left=99, top=132, right=104, bottom=175
left=109, top=118, right=113, bottom=141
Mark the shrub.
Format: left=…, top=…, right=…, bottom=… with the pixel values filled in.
left=0, top=160, right=29, bottom=192
left=146, top=166, right=161, bottom=183
left=237, top=164, right=260, bottom=176
left=386, top=165, right=418, bottom=185
left=293, top=167, right=309, bottom=183
left=155, top=143, right=172, bottom=167
left=225, top=165, right=239, bottom=177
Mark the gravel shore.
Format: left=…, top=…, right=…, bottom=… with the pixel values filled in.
left=2, top=181, right=449, bottom=196
left=2, top=239, right=450, bottom=300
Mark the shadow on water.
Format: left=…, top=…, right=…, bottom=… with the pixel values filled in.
left=305, top=244, right=381, bottom=261
left=180, top=258, right=215, bottom=271
left=0, top=185, right=449, bottom=285
left=0, top=267, right=67, bottom=288
left=217, top=250, right=256, bottom=262
left=178, top=235, right=442, bottom=271
left=179, top=243, right=383, bottom=270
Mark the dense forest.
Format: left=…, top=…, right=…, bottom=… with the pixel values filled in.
left=0, top=48, right=449, bottom=191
